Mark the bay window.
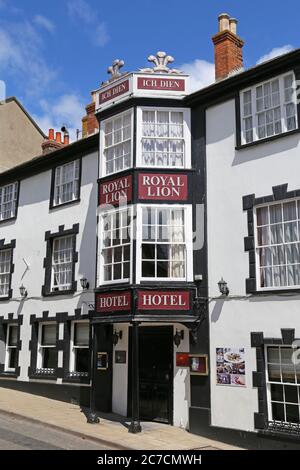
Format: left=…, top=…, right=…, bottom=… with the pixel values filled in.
left=255, top=199, right=300, bottom=289
left=52, top=159, right=80, bottom=206
left=137, top=205, right=192, bottom=281
left=5, top=325, right=18, bottom=372
left=101, top=110, right=132, bottom=176
left=240, top=72, right=297, bottom=144
left=137, top=107, right=191, bottom=168
left=0, top=249, right=12, bottom=297
left=99, top=208, right=131, bottom=284
left=0, top=182, right=18, bottom=221
left=266, top=346, right=300, bottom=424
left=51, top=235, right=74, bottom=292
left=38, top=323, right=57, bottom=371
left=70, top=321, right=89, bottom=376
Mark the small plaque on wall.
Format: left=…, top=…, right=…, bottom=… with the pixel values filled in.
left=189, top=354, right=208, bottom=375
left=115, top=350, right=126, bottom=364
left=96, top=352, right=108, bottom=370
left=176, top=352, right=189, bottom=367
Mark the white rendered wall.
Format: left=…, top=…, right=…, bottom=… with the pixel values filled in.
left=0, top=151, right=98, bottom=381
left=206, top=98, right=300, bottom=432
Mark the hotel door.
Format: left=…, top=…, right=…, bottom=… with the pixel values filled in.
left=128, top=326, right=173, bottom=424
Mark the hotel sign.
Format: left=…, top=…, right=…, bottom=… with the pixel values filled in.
left=99, top=175, right=132, bottom=206
left=99, top=79, right=130, bottom=105
left=138, top=173, right=188, bottom=201
left=137, top=291, right=190, bottom=311
left=96, top=291, right=131, bottom=313
left=137, top=77, right=185, bottom=92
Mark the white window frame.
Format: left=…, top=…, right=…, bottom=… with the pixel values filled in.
left=240, top=71, right=298, bottom=145
left=53, top=159, right=80, bottom=206
left=69, top=320, right=89, bottom=374
left=4, top=324, right=18, bottom=372
left=0, top=248, right=12, bottom=298
left=136, top=106, right=191, bottom=169
left=265, top=345, right=300, bottom=425
left=37, top=322, right=57, bottom=371
left=99, top=108, right=134, bottom=177
left=136, top=204, right=193, bottom=283
left=0, top=182, right=18, bottom=221
left=254, top=197, right=300, bottom=291
left=51, top=235, right=74, bottom=292
left=98, top=206, right=133, bottom=286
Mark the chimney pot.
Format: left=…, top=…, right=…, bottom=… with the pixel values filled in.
left=218, top=12, right=230, bottom=32
left=56, top=132, right=62, bottom=143
left=48, top=128, right=54, bottom=140
left=212, top=13, right=244, bottom=80
left=64, top=134, right=70, bottom=145
left=229, top=18, right=238, bottom=35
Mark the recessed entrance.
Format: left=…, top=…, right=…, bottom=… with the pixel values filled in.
left=128, top=326, right=173, bottom=424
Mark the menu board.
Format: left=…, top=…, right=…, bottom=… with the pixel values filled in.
left=216, top=348, right=246, bottom=387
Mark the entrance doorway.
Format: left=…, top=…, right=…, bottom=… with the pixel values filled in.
left=128, top=326, right=173, bottom=424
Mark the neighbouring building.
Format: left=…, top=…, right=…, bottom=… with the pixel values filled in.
left=0, top=12, right=300, bottom=449
left=0, top=97, right=46, bottom=172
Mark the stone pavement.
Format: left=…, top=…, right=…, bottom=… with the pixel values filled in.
left=0, top=388, right=241, bottom=450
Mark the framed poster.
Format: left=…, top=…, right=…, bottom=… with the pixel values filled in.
left=189, top=354, right=208, bottom=375
left=115, top=350, right=126, bottom=364
left=216, top=348, right=246, bottom=387
left=96, top=352, right=108, bottom=370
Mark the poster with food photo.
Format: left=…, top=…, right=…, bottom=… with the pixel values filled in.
left=216, top=348, right=246, bottom=387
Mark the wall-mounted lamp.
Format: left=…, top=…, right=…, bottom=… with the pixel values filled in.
left=173, top=329, right=184, bottom=348
left=80, top=277, right=90, bottom=290
left=113, top=330, right=123, bottom=346
left=19, top=284, right=28, bottom=298
left=218, top=277, right=229, bottom=296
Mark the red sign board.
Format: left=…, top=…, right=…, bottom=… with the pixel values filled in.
left=138, top=173, right=188, bottom=201
left=137, top=77, right=185, bottom=92
left=96, top=291, right=131, bottom=313
left=99, top=175, right=132, bottom=206
left=99, top=79, right=129, bottom=104
left=176, top=353, right=190, bottom=367
left=137, top=291, right=190, bottom=311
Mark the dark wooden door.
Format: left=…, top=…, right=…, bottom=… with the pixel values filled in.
left=128, top=326, right=173, bottom=424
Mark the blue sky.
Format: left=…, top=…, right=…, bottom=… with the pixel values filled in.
left=0, top=0, right=299, bottom=139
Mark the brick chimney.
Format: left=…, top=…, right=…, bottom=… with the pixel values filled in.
left=42, top=129, right=69, bottom=155
left=212, top=13, right=244, bottom=81
left=82, top=91, right=99, bottom=138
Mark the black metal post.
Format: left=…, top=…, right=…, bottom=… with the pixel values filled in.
left=128, top=321, right=142, bottom=433
left=87, top=323, right=100, bottom=424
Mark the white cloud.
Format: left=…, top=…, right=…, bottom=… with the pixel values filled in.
left=33, top=15, right=55, bottom=33
left=68, top=0, right=94, bottom=24
left=257, top=45, right=294, bottom=65
left=67, top=0, right=109, bottom=48
left=179, top=59, right=215, bottom=92
left=34, top=94, right=86, bottom=142
left=0, top=20, right=57, bottom=97
left=94, top=23, right=109, bottom=47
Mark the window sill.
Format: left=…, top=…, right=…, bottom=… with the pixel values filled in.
left=0, top=216, right=17, bottom=226
left=0, top=295, right=11, bottom=301
left=0, top=371, right=18, bottom=379
left=43, top=289, right=76, bottom=298
left=248, top=287, right=300, bottom=296
left=49, top=198, right=81, bottom=211
left=236, top=127, right=300, bottom=150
